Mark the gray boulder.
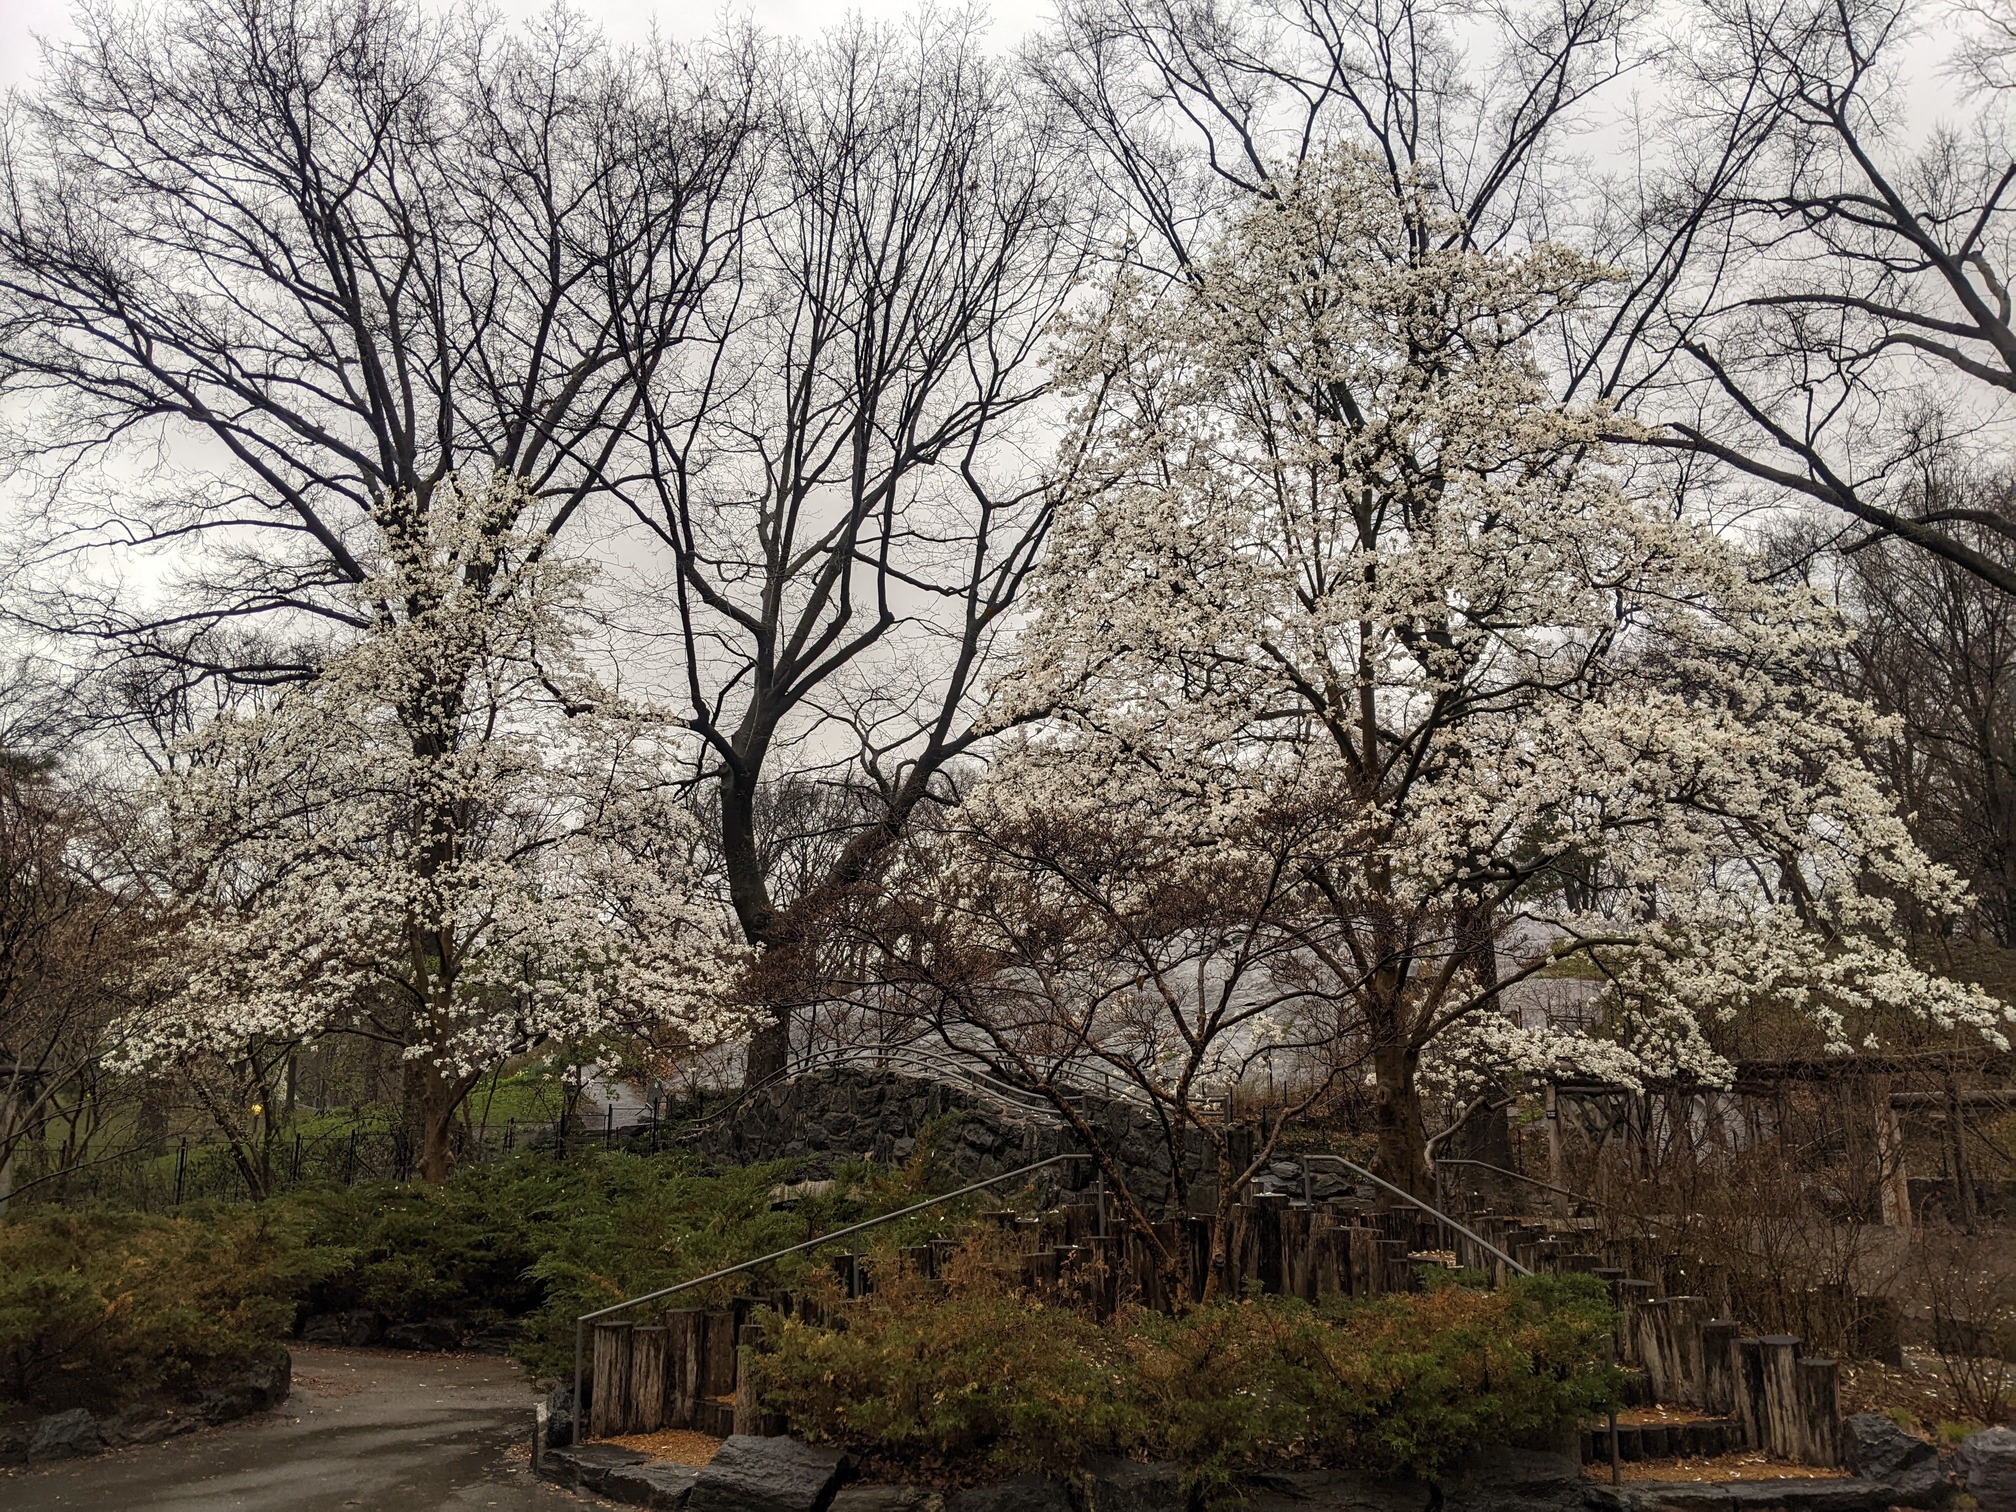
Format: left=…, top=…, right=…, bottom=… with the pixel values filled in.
left=543, top=1384, right=577, bottom=1449
left=28, top=1408, right=103, bottom=1462
left=604, top=1460, right=705, bottom=1510
left=551, top=1443, right=650, bottom=1495
left=198, top=1351, right=291, bottom=1423
left=301, top=1309, right=383, bottom=1347
left=1838, top=1412, right=1945, bottom=1504
left=947, top=1480, right=1074, bottom=1512
left=1595, top=1478, right=1936, bottom=1510
left=830, top=1487, right=944, bottom=1512
left=383, top=1318, right=462, bottom=1352
left=1238, top=1470, right=1432, bottom=1512
left=97, top=1401, right=200, bottom=1448
left=1439, top=1448, right=1591, bottom=1512
left=94, top=1402, right=162, bottom=1447
left=1957, top=1425, right=2016, bottom=1512
left=1841, top=1413, right=1934, bottom=1480
left=686, top=1434, right=856, bottom=1512
left=1083, top=1457, right=1190, bottom=1512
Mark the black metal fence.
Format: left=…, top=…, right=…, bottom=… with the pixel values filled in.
left=7, top=1103, right=673, bottom=1212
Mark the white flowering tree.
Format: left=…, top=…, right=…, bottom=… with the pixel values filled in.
left=129, top=475, right=747, bottom=1181
left=977, top=152, right=2014, bottom=1200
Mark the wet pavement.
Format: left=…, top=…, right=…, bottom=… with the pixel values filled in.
left=1, top=1347, right=603, bottom=1512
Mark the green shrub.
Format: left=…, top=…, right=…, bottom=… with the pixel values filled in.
left=0, top=1148, right=984, bottom=1411
left=753, top=1248, right=1143, bottom=1480
left=754, top=1256, right=1620, bottom=1487
left=1295, top=1272, right=1622, bottom=1478
left=0, top=1205, right=340, bottom=1411
left=282, top=1149, right=975, bottom=1377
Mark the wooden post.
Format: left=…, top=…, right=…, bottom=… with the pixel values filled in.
left=1377, top=1238, right=1413, bottom=1293
left=1253, top=1194, right=1287, bottom=1294
left=732, top=1320, right=765, bottom=1436
left=1348, top=1227, right=1381, bottom=1296
left=667, top=1309, right=703, bottom=1428
left=1311, top=1224, right=1347, bottom=1298
left=1701, top=1320, right=1739, bottom=1415
left=1700, top=1262, right=1734, bottom=1320
left=1545, top=1079, right=1567, bottom=1219
left=1796, top=1358, right=1842, bottom=1467
left=1873, top=1080, right=1912, bottom=1230
left=1280, top=1204, right=1314, bottom=1300
left=1224, top=1205, right=1252, bottom=1295
left=702, top=1308, right=739, bottom=1406
left=1757, top=1336, right=1803, bottom=1459
left=589, top=1322, right=634, bottom=1439
left=1732, top=1337, right=1765, bottom=1449
left=629, top=1325, right=669, bottom=1433
left=1637, top=1298, right=1672, bottom=1402
left=1666, top=1296, right=1707, bottom=1408
left=1616, top=1279, right=1656, bottom=1367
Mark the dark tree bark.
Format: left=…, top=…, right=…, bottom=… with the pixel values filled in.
left=1629, top=0, right=2016, bottom=594
left=0, top=0, right=753, bottom=678
left=619, top=17, right=1101, bottom=1084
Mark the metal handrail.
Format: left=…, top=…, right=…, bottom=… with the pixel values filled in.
left=1297, top=1154, right=1532, bottom=1278
left=1434, top=1156, right=1608, bottom=1209
left=570, top=1151, right=1091, bottom=1436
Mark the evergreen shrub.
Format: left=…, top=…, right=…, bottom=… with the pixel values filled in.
left=754, top=1252, right=1619, bottom=1486
left=0, top=1204, right=335, bottom=1410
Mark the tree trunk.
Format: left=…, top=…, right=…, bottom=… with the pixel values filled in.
left=719, top=763, right=795, bottom=1091
left=409, top=1060, right=471, bottom=1183
left=0, top=1088, right=19, bottom=1222
left=744, top=1010, right=792, bottom=1086
left=1372, top=1038, right=1432, bottom=1200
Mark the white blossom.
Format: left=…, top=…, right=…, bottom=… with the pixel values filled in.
left=978, top=152, right=2013, bottom=1163
left=123, top=472, right=750, bottom=1082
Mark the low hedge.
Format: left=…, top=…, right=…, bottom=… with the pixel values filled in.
left=282, top=1152, right=972, bottom=1377
left=752, top=1255, right=1621, bottom=1486
left=0, top=1148, right=975, bottom=1408
left=0, top=1205, right=337, bottom=1411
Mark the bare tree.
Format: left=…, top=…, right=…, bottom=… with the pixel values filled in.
left=1815, top=481, right=2016, bottom=940
left=0, top=0, right=754, bottom=680
left=620, top=16, right=1101, bottom=1083
left=1634, top=0, right=2016, bottom=592
left=1029, top=0, right=1651, bottom=267
left=853, top=786, right=1359, bottom=1298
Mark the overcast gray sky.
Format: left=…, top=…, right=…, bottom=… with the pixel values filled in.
left=0, top=0, right=1055, bottom=90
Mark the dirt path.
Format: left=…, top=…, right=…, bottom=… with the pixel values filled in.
left=2, top=1347, right=602, bottom=1512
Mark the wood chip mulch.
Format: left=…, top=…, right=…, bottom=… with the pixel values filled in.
left=1582, top=1452, right=1851, bottom=1485
left=604, top=1428, right=724, bottom=1466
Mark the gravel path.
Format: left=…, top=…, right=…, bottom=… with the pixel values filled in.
left=1, top=1347, right=602, bottom=1512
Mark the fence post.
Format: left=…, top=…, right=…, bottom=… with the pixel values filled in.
left=605, top=1105, right=614, bottom=1151
left=173, top=1139, right=188, bottom=1205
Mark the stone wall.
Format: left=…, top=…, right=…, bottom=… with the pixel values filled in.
left=688, top=1067, right=1248, bottom=1214
left=0, top=1350, right=290, bottom=1466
